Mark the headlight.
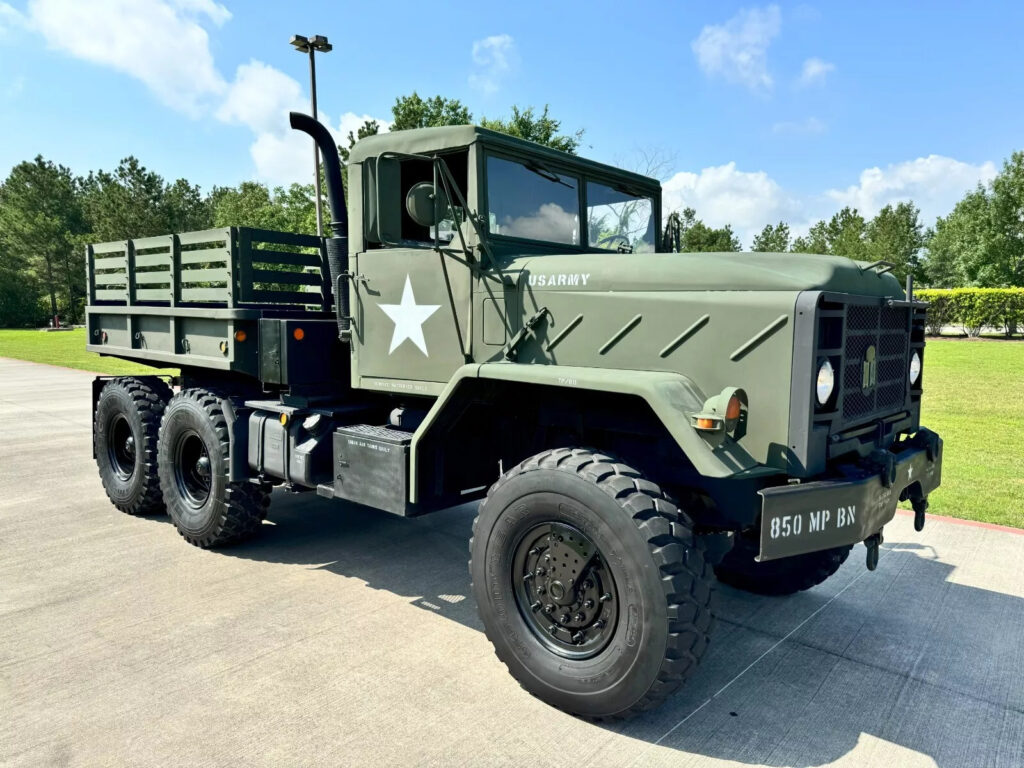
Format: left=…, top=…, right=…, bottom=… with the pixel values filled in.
left=909, top=351, right=921, bottom=384
left=816, top=359, right=835, bottom=405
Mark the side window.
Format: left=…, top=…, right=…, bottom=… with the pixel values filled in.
left=486, top=156, right=580, bottom=245
left=586, top=181, right=656, bottom=253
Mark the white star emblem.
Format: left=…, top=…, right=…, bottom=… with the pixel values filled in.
left=377, top=275, right=441, bottom=355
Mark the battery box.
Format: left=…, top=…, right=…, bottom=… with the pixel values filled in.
left=332, top=425, right=412, bottom=515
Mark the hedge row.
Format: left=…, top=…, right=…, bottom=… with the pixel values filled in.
left=916, top=288, right=1024, bottom=337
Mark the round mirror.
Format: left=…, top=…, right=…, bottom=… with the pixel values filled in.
left=405, top=181, right=448, bottom=228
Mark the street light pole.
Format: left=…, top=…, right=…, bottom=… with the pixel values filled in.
left=290, top=34, right=333, bottom=237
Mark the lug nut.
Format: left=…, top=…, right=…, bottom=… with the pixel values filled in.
left=594, top=619, right=606, bottom=629
left=574, top=612, right=586, bottom=622
left=583, top=599, right=594, bottom=609
left=599, top=593, right=612, bottom=603
left=536, top=585, right=545, bottom=595
left=531, top=601, right=542, bottom=612
left=582, top=580, right=594, bottom=590
left=535, top=567, right=546, bottom=577
left=528, top=548, right=539, bottom=556
left=548, top=624, right=559, bottom=634
left=543, top=604, right=554, bottom=614
left=523, top=572, right=533, bottom=582
left=571, top=631, right=584, bottom=644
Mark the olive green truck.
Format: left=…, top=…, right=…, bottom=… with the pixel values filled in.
left=86, top=112, right=942, bottom=719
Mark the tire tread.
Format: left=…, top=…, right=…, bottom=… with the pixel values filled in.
left=470, top=446, right=716, bottom=720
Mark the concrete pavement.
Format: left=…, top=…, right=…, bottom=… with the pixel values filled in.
left=1, top=357, right=1022, bottom=767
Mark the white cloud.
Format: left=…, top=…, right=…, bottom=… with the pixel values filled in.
left=4, top=1, right=391, bottom=186
left=217, top=60, right=304, bottom=134
left=797, top=57, right=834, bottom=87
left=826, top=155, right=998, bottom=223
left=691, top=5, right=781, bottom=92
left=170, top=0, right=231, bottom=26
left=338, top=111, right=392, bottom=143
left=772, top=116, right=827, bottom=135
left=26, top=0, right=228, bottom=116
left=662, top=161, right=801, bottom=247
left=0, top=2, right=26, bottom=35
left=469, top=33, right=517, bottom=94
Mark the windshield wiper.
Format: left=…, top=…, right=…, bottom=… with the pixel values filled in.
left=526, top=161, right=574, bottom=189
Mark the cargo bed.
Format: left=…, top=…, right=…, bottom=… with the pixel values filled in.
left=85, top=227, right=332, bottom=375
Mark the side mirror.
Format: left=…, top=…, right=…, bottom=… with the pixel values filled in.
left=405, top=181, right=449, bottom=228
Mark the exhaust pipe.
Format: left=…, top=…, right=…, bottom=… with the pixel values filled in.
left=288, top=111, right=350, bottom=339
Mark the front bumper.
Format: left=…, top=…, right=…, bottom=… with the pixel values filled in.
left=757, top=429, right=942, bottom=561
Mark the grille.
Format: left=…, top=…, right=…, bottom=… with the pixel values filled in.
left=839, top=303, right=911, bottom=423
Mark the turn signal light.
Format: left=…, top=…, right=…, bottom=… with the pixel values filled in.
left=279, top=413, right=288, bottom=426
left=293, top=327, right=305, bottom=341
left=695, top=417, right=717, bottom=430
left=234, top=330, right=247, bottom=342
left=725, top=395, right=742, bottom=420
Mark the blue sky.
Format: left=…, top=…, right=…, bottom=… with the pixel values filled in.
left=1, top=1, right=1022, bottom=246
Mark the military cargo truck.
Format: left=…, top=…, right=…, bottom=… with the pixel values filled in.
left=86, top=112, right=942, bottom=719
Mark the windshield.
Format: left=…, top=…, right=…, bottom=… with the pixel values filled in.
left=486, top=156, right=580, bottom=245
left=586, top=181, right=656, bottom=253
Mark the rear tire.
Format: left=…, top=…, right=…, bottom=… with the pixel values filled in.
left=714, top=538, right=852, bottom=596
left=94, top=377, right=171, bottom=515
left=157, top=388, right=268, bottom=548
left=469, top=447, right=716, bottom=720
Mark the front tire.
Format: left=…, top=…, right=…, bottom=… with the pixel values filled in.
left=469, top=448, right=715, bottom=719
left=94, top=377, right=171, bottom=515
left=714, top=537, right=852, bottom=596
left=157, top=388, right=268, bottom=548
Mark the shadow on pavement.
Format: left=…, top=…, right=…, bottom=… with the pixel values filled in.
left=213, top=488, right=1021, bottom=768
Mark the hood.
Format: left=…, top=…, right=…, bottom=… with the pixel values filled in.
left=508, top=251, right=904, bottom=298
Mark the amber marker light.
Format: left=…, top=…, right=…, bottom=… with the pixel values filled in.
left=279, top=413, right=289, bottom=425
left=234, top=329, right=247, bottom=342
left=695, top=417, right=717, bottom=430
left=293, top=327, right=305, bottom=340
left=726, top=395, right=742, bottom=420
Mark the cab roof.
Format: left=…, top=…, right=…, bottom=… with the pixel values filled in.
left=346, top=125, right=660, bottom=191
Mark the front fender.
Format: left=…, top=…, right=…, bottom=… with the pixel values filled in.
left=409, top=363, right=760, bottom=501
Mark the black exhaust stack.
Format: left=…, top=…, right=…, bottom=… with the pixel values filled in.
left=288, top=111, right=350, bottom=339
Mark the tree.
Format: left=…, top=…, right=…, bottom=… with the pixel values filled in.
left=923, top=186, right=991, bottom=287
left=80, top=157, right=211, bottom=241
left=825, top=207, right=869, bottom=260
left=985, top=150, right=1024, bottom=286
left=0, top=232, right=44, bottom=327
left=339, top=119, right=382, bottom=164
left=792, top=220, right=829, bottom=254
left=391, top=92, right=472, bottom=131
left=210, top=181, right=316, bottom=234
left=751, top=221, right=790, bottom=252
left=663, top=208, right=741, bottom=252
left=480, top=105, right=584, bottom=154
left=0, top=156, right=86, bottom=323
left=866, top=202, right=924, bottom=284
left=790, top=208, right=868, bottom=259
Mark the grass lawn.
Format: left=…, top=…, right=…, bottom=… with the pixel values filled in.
left=0, top=329, right=1020, bottom=528
left=0, top=328, right=176, bottom=377
left=903, top=338, right=1024, bottom=529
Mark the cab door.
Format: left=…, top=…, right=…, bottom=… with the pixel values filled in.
left=353, top=247, right=472, bottom=388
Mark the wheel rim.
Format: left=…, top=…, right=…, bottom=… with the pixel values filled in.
left=107, top=414, right=136, bottom=481
left=173, top=429, right=212, bottom=509
left=512, top=522, right=619, bottom=660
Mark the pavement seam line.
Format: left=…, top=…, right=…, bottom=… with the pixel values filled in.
left=631, top=557, right=876, bottom=763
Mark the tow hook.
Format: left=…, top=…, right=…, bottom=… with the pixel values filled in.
left=864, top=530, right=884, bottom=571
left=912, top=496, right=929, bottom=532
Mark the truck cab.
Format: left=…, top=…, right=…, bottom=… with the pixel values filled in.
left=344, top=125, right=661, bottom=391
